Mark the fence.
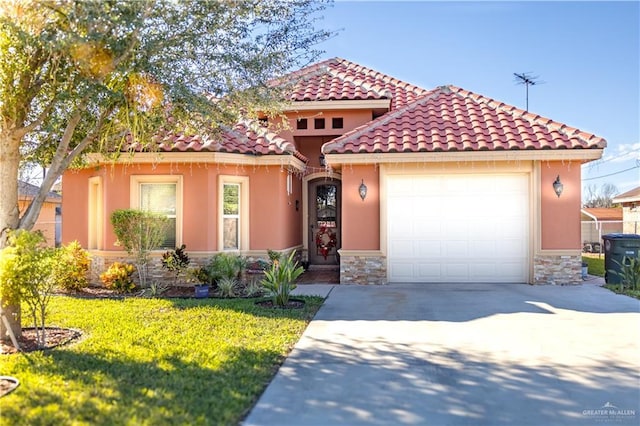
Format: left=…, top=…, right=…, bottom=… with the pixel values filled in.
left=581, top=220, right=639, bottom=253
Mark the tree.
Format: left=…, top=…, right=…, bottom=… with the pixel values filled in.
left=583, top=183, right=619, bottom=208
left=0, top=0, right=331, bottom=339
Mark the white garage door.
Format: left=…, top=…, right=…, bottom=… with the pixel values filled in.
left=387, top=174, right=529, bottom=283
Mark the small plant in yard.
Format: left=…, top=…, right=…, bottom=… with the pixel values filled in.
left=138, top=281, right=170, bottom=298
left=100, top=262, right=136, bottom=293
left=161, top=244, right=190, bottom=285
left=51, top=241, right=91, bottom=291
left=217, top=277, right=239, bottom=298
left=206, top=253, right=246, bottom=284
left=610, top=256, right=640, bottom=292
left=0, top=230, right=55, bottom=348
left=244, top=277, right=264, bottom=297
left=261, top=251, right=304, bottom=307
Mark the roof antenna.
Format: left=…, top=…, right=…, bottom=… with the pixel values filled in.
left=513, top=72, right=544, bottom=111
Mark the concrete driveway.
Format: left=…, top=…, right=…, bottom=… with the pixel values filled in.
left=244, top=283, right=640, bottom=425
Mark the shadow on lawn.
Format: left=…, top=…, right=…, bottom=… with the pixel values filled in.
left=2, top=346, right=280, bottom=425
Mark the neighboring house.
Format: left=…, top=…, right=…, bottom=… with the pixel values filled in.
left=580, top=207, right=623, bottom=252
left=62, top=58, right=606, bottom=285
left=612, top=187, right=640, bottom=234
left=18, top=180, right=62, bottom=247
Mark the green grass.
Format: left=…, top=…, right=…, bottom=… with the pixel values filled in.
left=582, top=255, right=605, bottom=277
left=1, top=296, right=323, bottom=425
left=604, top=285, right=640, bottom=300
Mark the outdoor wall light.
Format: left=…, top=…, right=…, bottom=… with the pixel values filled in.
left=553, top=175, right=564, bottom=198
left=359, top=179, right=368, bottom=201
left=319, top=154, right=326, bottom=167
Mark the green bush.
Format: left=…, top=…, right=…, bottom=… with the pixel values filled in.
left=206, top=253, right=246, bottom=284
left=610, top=256, right=640, bottom=292
left=261, top=251, right=304, bottom=307
left=0, top=230, right=56, bottom=347
left=217, top=277, right=238, bottom=298
left=100, top=262, right=136, bottom=293
left=161, top=244, right=190, bottom=285
left=110, top=209, right=169, bottom=288
left=51, top=241, right=91, bottom=291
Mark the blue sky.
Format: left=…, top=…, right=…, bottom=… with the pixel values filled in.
left=314, top=1, right=640, bottom=195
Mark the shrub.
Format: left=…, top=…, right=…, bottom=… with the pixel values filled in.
left=100, top=262, right=136, bottom=293
left=0, top=230, right=56, bottom=347
left=217, top=277, right=238, bottom=298
left=610, top=256, right=640, bottom=292
left=261, top=251, right=304, bottom=307
left=161, top=244, right=190, bottom=285
left=206, top=253, right=246, bottom=284
left=51, top=241, right=91, bottom=291
left=110, top=209, right=169, bottom=288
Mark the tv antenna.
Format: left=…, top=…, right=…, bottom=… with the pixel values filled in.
left=514, top=72, right=544, bottom=111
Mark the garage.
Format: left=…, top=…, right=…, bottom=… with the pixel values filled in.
left=387, top=174, right=529, bottom=283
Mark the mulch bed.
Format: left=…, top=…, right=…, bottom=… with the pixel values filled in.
left=1, top=327, right=82, bottom=355
left=255, top=299, right=305, bottom=309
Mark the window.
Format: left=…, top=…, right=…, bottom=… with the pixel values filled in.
left=332, top=117, right=343, bottom=129
left=218, top=176, right=249, bottom=251
left=296, top=118, right=308, bottom=130
left=130, top=176, right=182, bottom=249
left=314, top=118, right=325, bottom=129
left=222, top=183, right=240, bottom=250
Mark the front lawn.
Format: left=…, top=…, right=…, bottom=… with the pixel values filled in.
left=1, top=295, right=323, bottom=425
left=582, top=255, right=604, bottom=277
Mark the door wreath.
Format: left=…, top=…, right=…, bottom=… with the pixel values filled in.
left=315, top=226, right=337, bottom=260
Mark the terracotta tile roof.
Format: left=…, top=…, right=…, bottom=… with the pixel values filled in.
left=122, top=121, right=307, bottom=162
left=581, top=207, right=623, bottom=221
left=284, top=58, right=429, bottom=108
left=322, top=85, right=607, bottom=154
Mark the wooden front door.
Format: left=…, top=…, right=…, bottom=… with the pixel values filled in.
left=309, top=179, right=341, bottom=265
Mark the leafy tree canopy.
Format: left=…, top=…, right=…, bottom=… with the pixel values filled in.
left=0, top=0, right=331, bottom=236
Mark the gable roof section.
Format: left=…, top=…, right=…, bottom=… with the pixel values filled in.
left=284, top=58, right=429, bottom=108
left=322, top=85, right=607, bottom=154
left=18, top=180, right=61, bottom=202
left=123, top=120, right=307, bottom=162
left=612, top=186, right=640, bottom=204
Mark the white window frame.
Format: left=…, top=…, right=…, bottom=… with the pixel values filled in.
left=130, top=175, right=183, bottom=249
left=218, top=175, right=249, bottom=251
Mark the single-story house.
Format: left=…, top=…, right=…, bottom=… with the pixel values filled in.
left=580, top=207, right=623, bottom=252
left=62, top=58, right=606, bottom=285
left=612, top=186, right=640, bottom=234
left=19, top=180, right=62, bottom=247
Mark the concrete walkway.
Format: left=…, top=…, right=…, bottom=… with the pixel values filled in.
left=245, top=282, right=640, bottom=425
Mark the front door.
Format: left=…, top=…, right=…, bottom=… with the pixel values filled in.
left=309, top=179, right=341, bottom=265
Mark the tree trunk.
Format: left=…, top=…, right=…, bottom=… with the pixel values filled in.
left=0, top=130, right=23, bottom=340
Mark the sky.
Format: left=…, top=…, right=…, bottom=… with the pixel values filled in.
left=313, top=1, right=640, bottom=196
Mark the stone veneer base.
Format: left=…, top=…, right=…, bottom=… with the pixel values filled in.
left=533, top=254, right=582, bottom=285
left=340, top=255, right=387, bottom=285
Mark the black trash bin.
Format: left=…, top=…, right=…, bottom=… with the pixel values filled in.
left=602, top=234, right=640, bottom=284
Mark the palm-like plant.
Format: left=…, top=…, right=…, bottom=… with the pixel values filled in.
left=261, top=251, right=304, bottom=307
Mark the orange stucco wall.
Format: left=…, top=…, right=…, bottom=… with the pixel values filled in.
left=540, top=161, right=582, bottom=250
left=18, top=199, right=59, bottom=247
left=275, top=109, right=374, bottom=143
left=62, top=163, right=302, bottom=252
left=249, top=168, right=302, bottom=250
left=340, top=165, right=380, bottom=250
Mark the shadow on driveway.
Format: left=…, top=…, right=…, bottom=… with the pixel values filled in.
left=245, top=283, right=640, bottom=425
